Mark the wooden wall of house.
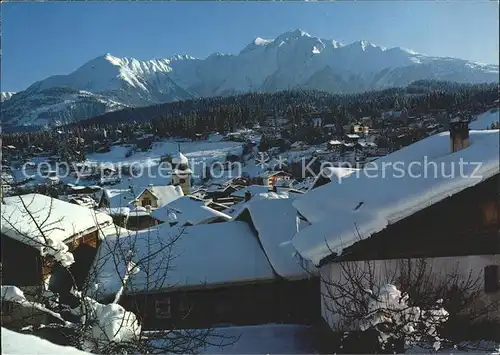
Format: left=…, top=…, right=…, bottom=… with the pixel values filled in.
left=1, top=235, right=42, bottom=287
left=126, top=215, right=162, bottom=230
left=336, top=175, right=499, bottom=263
left=68, top=230, right=101, bottom=289
left=120, top=278, right=320, bottom=330
left=320, top=255, right=500, bottom=331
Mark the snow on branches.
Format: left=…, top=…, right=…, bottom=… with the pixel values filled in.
left=359, top=284, right=449, bottom=351
left=71, top=294, right=141, bottom=352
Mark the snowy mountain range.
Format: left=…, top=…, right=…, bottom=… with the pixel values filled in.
left=3, top=29, right=498, bottom=129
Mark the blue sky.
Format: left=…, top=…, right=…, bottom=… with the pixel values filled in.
left=2, top=1, right=499, bottom=92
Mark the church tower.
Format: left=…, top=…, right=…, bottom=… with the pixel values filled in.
left=171, top=149, right=192, bottom=195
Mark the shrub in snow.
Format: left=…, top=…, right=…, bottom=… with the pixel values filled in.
left=354, top=284, right=449, bottom=353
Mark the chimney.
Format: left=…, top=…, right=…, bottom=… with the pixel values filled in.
left=449, top=116, right=470, bottom=153
left=244, top=191, right=252, bottom=202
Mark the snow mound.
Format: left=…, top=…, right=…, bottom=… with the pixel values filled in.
left=1, top=327, right=91, bottom=354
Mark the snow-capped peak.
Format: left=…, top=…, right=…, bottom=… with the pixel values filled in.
left=3, top=28, right=498, bottom=129
left=168, top=54, right=196, bottom=61
left=358, top=40, right=377, bottom=51
left=275, top=29, right=311, bottom=42
left=331, top=40, right=342, bottom=49
left=103, top=53, right=123, bottom=66
left=240, top=37, right=274, bottom=54
left=254, top=37, right=273, bottom=46
left=1, top=92, right=16, bottom=102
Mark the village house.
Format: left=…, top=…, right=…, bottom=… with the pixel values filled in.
left=322, top=123, right=337, bottom=136
left=65, top=184, right=102, bottom=197
left=132, top=185, right=184, bottom=209
left=89, top=196, right=319, bottom=330
left=98, top=188, right=136, bottom=210
left=203, top=183, right=242, bottom=201
left=1, top=194, right=114, bottom=326
left=327, top=140, right=344, bottom=154
left=344, top=133, right=360, bottom=145
left=355, top=140, right=378, bottom=156
left=352, top=123, right=370, bottom=136
left=291, top=123, right=500, bottom=332
left=258, top=170, right=292, bottom=187
left=97, top=188, right=162, bottom=230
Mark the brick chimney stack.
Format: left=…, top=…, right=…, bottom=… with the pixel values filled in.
left=244, top=191, right=252, bottom=202
left=449, top=116, right=470, bottom=153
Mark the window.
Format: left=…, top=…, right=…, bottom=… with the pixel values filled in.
left=178, top=297, right=192, bottom=316
left=484, top=265, right=499, bottom=294
left=179, top=178, right=186, bottom=184
left=142, top=198, right=152, bottom=207
left=155, top=298, right=171, bottom=319
left=481, top=201, right=499, bottom=226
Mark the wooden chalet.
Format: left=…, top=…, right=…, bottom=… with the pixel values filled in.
left=291, top=125, right=500, bottom=331
left=258, top=170, right=292, bottom=187
left=1, top=194, right=114, bottom=326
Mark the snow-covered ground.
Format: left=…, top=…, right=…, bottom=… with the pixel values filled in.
left=84, top=138, right=267, bottom=190
left=149, top=324, right=315, bottom=354
left=2, top=327, right=91, bottom=354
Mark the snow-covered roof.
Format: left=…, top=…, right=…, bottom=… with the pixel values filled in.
left=469, top=109, right=499, bottom=130
left=171, top=151, right=189, bottom=165
left=231, top=184, right=297, bottom=198
left=2, top=327, right=91, bottom=355
left=68, top=196, right=97, bottom=208
left=328, top=140, right=343, bottom=145
left=258, top=170, right=291, bottom=178
left=172, top=167, right=193, bottom=175
left=345, top=134, right=360, bottom=139
left=226, top=189, right=295, bottom=218
left=91, top=221, right=276, bottom=298
left=308, top=166, right=359, bottom=191
left=97, top=206, right=130, bottom=217
left=151, top=196, right=231, bottom=226
left=233, top=198, right=312, bottom=279
left=101, top=188, right=136, bottom=209
left=1, top=194, right=113, bottom=251
left=136, top=185, right=184, bottom=208
left=291, top=141, right=309, bottom=147
left=128, top=206, right=153, bottom=217
left=293, top=130, right=500, bottom=265
left=231, top=185, right=271, bottom=198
